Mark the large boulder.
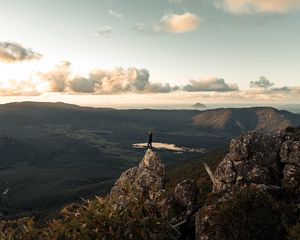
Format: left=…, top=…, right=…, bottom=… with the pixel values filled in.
left=280, top=140, right=300, bottom=189
left=174, top=180, right=197, bottom=210
left=109, top=149, right=165, bottom=205
left=196, top=130, right=300, bottom=240
left=213, top=131, right=282, bottom=192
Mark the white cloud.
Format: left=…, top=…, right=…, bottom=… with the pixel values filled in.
left=134, top=12, right=200, bottom=34
left=162, top=12, right=200, bottom=33
left=216, top=0, right=300, bottom=14
left=89, top=25, right=113, bottom=37
left=38, top=61, right=70, bottom=92
left=18, top=66, right=178, bottom=95
left=1, top=52, right=300, bottom=105
left=108, top=9, right=123, bottom=18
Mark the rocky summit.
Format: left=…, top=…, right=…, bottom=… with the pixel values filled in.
left=109, top=131, right=300, bottom=239
left=196, top=130, right=300, bottom=240
left=210, top=131, right=300, bottom=193
left=109, top=149, right=165, bottom=205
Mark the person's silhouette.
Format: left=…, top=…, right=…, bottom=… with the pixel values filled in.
left=147, top=130, right=153, bottom=149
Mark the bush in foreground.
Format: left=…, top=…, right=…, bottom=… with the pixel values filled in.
left=0, top=195, right=177, bottom=240
left=200, top=188, right=299, bottom=240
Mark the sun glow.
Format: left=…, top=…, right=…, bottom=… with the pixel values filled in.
left=0, top=57, right=61, bottom=95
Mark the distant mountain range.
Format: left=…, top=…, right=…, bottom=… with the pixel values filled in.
left=193, top=107, right=300, bottom=134
left=0, top=101, right=300, bottom=219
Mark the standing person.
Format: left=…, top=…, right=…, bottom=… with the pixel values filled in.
left=147, top=130, right=153, bottom=149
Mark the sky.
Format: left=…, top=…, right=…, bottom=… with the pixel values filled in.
left=0, top=0, right=300, bottom=108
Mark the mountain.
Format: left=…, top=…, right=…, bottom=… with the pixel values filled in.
left=0, top=102, right=300, bottom=220
left=192, top=102, right=206, bottom=108
left=1, top=129, right=300, bottom=239
left=193, top=107, right=300, bottom=134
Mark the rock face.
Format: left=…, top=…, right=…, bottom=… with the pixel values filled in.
left=213, top=132, right=282, bottom=192
left=110, top=149, right=165, bottom=205
left=108, top=130, right=300, bottom=240
left=174, top=180, right=197, bottom=209
left=196, top=130, right=300, bottom=240
left=280, top=140, right=300, bottom=189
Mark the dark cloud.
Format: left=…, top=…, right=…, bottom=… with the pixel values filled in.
left=182, top=77, right=239, bottom=92
left=0, top=41, right=42, bottom=63
left=250, top=76, right=274, bottom=89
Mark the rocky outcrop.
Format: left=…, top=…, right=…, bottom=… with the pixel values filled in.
left=213, top=132, right=282, bottom=192
left=108, top=130, right=300, bottom=240
left=109, top=149, right=165, bottom=205
left=196, top=130, right=300, bottom=240
left=280, top=140, right=300, bottom=189
left=174, top=180, right=197, bottom=210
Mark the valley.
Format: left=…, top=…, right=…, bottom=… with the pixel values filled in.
left=0, top=102, right=299, bottom=219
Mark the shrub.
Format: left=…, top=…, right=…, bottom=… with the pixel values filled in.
left=201, top=188, right=289, bottom=240
left=0, top=195, right=178, bottom=240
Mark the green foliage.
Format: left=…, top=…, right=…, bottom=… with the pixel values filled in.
left=202, top=188, right=290, bottom=240
left=0, top=195, right=177, bottom=240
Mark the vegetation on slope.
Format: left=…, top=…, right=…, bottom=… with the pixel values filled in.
left=0, top=194, right=178, bottom=240
left=200, top=187, right=300, bottom=240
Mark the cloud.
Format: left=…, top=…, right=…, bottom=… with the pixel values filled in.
left=145, top=83, right=179, bottom=93
left=134, top=12, right=200, bottom=34
left=182, top=77, right=239, bottom=92
left=34, top=65, right=178, bottom=94
left=76, top=68, right=178, bottom=94
left=2, top=55, right=300, bottom=104
left=38, top=61, right=70, bottom=92
left=69, top=76, right=96, bottom=93
left=108, top=9, right=123, bottom=18
left=271, top=86, right=292, bottom=92
left=250, top=76, right=274, bottom=89
left=162, top=12, right=200, bottom=33
left=89, top=25, right=113, bottom=37
left=216, top=0, right=300, bottom=14
left=0, top=41, right=42, bottom=63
